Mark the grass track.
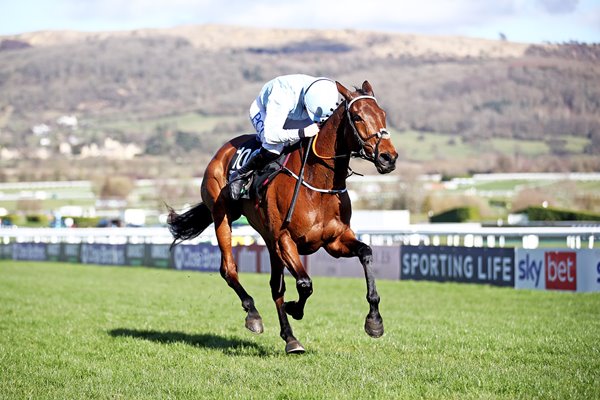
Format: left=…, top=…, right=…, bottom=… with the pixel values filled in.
left=1, top=261, right=599, bottom=399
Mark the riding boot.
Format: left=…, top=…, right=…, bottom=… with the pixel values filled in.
left=229, top=147, right=278, bottom=200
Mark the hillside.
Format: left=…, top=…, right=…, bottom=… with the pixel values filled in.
left=0, top=25, right=599, bottom=181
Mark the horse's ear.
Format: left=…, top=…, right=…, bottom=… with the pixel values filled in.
left=362, top=80, right=374, bottom=96
left=336, top=81, right=352, bottom=101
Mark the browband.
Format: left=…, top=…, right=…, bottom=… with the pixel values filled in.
left=346, top=95, right=377, bottom=109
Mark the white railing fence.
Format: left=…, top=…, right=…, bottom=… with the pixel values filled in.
left=1, top=224, right=599, bottom=249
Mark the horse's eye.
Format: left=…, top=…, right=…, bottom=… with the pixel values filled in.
left=352, top=114, right=363, bottom=123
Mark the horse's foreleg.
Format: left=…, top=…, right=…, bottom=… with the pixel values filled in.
left=269, top=254, right=305, bottom=354
left=326, top=230, right=384, bottom=338
left=213, top=207, right=263, bottom=334
left=277, top=232, right=312, bottom=321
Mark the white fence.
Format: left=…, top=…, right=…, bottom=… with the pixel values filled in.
left=356, top=224, right=600, bottom=249
left=1, top=224, right=599, bottom=249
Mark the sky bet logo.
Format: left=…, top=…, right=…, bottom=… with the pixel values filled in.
left=545, top=252, right=576, bottom=291
left=518, top=251, right=576, bottom=291
left=518, top=254, right=543, bottom=287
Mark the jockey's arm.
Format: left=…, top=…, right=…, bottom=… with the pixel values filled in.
left=262, top=101, right=306, bottom=145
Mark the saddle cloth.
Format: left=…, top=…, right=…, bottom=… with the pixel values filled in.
left=227, top=136, right=298, bottom=200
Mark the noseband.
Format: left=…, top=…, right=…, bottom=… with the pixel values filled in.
left=345, top=95, right=391, bottom=163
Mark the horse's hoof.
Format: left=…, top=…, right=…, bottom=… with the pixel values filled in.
left=285, top=340, right=305, bottom=354
left=365, top=315, right=384, bottom=338
left=283, top=301, right=304, bottom=320
left=245, top=315, right=264, bottom=334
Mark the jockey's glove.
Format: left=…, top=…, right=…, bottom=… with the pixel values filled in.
left=299, top=123, right=320, bottom=139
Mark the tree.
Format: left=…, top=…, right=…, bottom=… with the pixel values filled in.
left=99, top=176, right=133, bottom=199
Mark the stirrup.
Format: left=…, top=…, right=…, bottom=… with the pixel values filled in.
left=229, top=171, right=252, bottom=200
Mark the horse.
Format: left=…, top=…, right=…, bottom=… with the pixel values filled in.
left=168, top=80, right=398, bottom=354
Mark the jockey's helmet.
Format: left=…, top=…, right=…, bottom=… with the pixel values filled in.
left=304, top=78, right=340, bottom=123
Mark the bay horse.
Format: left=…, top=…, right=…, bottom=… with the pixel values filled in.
left=168, top=81, right=398, bottom=354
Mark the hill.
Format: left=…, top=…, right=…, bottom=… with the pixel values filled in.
left=0, top=25, right=599, bottom=181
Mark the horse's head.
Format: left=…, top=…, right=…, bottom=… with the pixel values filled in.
left=336, top=81, right=398, bottom=174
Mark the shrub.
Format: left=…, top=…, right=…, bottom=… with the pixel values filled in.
left=100, top=176, right=133, bottom=199
left=526, top=206, right=600, bottom=221
left=430, top=206, right=480, bottom=223
left=69, top=217, right=103, bottom=228
left=2, top=214, right=24, bottom=226
left=25, top=214, right=49, bottom=226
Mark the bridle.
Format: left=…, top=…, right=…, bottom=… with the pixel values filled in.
left=285, top=94, right=391, bottom=194
left=345, top=95, right=391, bottom=162
left=311, top=95, right=391, bottom=163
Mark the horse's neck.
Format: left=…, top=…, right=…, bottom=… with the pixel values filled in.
left=308, top=114, right=350, bottom=190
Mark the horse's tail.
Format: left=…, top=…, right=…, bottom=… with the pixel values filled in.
left=167, top=202, right=213, bottom=249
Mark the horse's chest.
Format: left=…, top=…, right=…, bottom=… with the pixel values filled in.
left=303, top=206, right=347, bottom=241
left=269, top=184, right=348, bottom=243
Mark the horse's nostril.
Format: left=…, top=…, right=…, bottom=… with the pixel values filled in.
left=379, top=153, right=394, bottom=164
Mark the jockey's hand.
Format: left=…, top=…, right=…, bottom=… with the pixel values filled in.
left=300, top=123, right=320, bottom=139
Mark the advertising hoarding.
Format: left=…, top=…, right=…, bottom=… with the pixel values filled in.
left=46, top=243, right=61, bottom=262
left=516, top=248, right=600, bottom=292
left=125, top=244, right=145, bottom=266
left=4, top=238, right=599, bottom=294
left=308, top=246, right=401, bottom=280
left=80, top=244, right=126, bottom=265
left=172, top=243, right=220, bottom=272
left=146, top=244, right=171, bottom=268
left=400, top=245, right=515, bottom=287
left=61, top=243, right=80, bottom=263
left=0, top=243, right=13, bottom=259
left=12, top=243, right=47, bottom=261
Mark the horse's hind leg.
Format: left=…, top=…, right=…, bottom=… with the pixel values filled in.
left=326, top=230, right=384, bottom=338
left=268, top=252, right=305, bottom=354
left=213, top=204, right=263, bottom=334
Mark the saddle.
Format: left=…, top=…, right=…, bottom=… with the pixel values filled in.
left=227, top=136, right=300, bottom=201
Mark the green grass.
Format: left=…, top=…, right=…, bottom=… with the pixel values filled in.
left=1, top=261, right=599, bottom=399
left=574, top=180, right=600, bottom=192
left=394, top=130, right=591, bottom=162
left=466, top=180, right=531, bottom=192
left=91, top=112, right=236, bottom=135
left=488, top=138, right=549, bottom=156
left=395, top=131, right=477, bottom=161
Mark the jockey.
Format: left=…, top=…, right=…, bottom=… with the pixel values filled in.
left=228, top=74, right=341, bottom=200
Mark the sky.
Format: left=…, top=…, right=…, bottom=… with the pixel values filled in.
left=1, top=0, right=599, bottom=44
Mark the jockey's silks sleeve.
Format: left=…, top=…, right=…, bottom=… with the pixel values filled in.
left=258, top=75, right=314, bottom=145
left=262, top=90, right=302, bottom=144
